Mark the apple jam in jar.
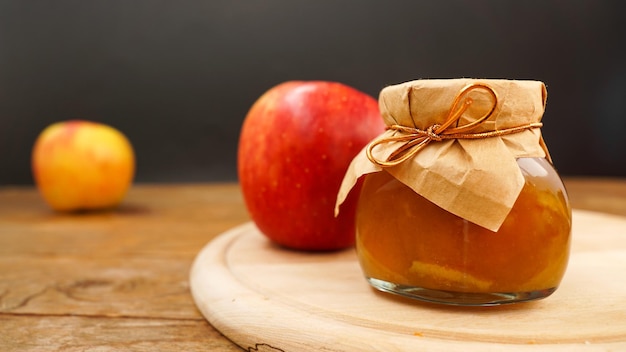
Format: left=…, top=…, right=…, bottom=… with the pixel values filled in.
left=356, top=157, right=571, bottom=305
left=336, top=78, right=572, bottom=305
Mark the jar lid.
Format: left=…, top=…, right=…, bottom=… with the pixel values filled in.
left=336, top=78, right=550, bottom=231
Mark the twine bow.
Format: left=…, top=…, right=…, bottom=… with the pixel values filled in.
left=366, top=83, right=543, bottom=168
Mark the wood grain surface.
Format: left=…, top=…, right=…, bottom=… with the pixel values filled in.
left=0, top=184, right=248, bottom=352
left=1, top=179, right=625, bottom=351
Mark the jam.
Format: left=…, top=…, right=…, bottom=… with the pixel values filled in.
left=356, top=157, right=572, bottom=305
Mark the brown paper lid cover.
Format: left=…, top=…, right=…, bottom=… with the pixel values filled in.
left=336, top=78, right=549, bottom=231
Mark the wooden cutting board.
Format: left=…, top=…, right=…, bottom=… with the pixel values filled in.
left=190, top=209, right=626, bottom=351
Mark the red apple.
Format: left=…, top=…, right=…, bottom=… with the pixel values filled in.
left=238, top=81, right=385, bottom=250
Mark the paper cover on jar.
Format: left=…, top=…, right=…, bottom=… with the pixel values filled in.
left=335, top=78, right=550, bottom=232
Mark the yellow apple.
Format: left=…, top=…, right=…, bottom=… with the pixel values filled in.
left=31, top=120, right=135, bottom=211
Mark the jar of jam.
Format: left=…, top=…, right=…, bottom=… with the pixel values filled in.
left=336, top=79, right=572, bottom=306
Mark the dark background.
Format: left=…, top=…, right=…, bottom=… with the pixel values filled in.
left=1, top=0, right=625, bottom=185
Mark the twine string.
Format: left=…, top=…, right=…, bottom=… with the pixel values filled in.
left=365, top=83, right=543, bottom=168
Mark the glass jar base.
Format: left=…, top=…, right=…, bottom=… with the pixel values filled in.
left=367, top=278, right=557, bottom=306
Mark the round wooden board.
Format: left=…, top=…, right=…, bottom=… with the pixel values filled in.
left=190, top=210, right=626, bottom=351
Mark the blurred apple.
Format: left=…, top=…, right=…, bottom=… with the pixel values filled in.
left=31, top=120, right=135, bottom=211
left=238, top=81, right=385, bottom=250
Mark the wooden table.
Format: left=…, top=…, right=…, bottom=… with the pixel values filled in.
left=1, top=179, right=625, bottom=351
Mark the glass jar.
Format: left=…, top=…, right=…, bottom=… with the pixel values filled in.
left=356, top=157, right=572, bottom=306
